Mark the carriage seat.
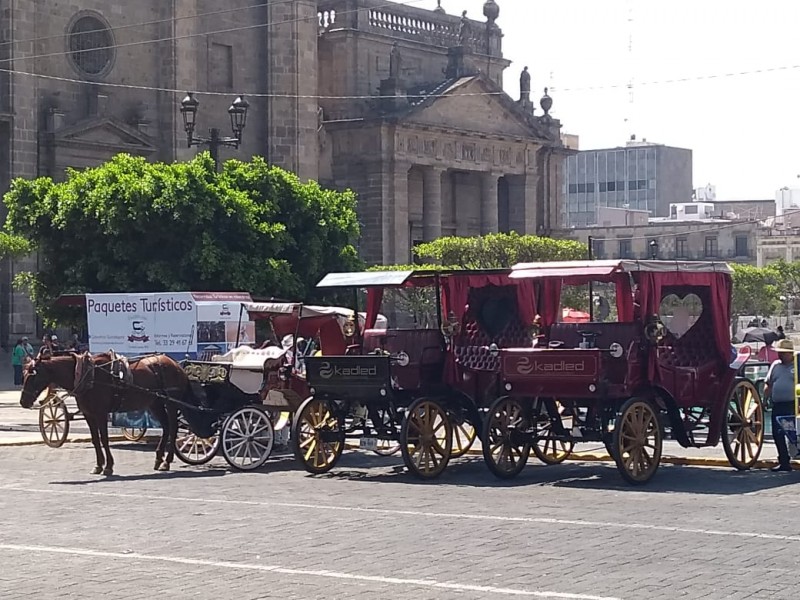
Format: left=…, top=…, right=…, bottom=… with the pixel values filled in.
left=362, top=329, right=445, bottom=367
left=454, top=318, right=531, bottom=372
left=547, top=322, right=641, bottom=354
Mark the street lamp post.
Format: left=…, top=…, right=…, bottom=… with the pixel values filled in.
left=179, top=92, right=250, bottom=172
left=649, top=239, right=659, bottom=260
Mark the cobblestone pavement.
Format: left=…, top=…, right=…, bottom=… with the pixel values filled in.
left=1, top=442, right=799, bottom=600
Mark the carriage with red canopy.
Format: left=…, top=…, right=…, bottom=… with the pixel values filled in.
left=292, top=268, right=538, bottom=479
left=482, top=259, right=763, bottom=484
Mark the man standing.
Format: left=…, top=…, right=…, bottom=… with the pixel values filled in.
left=764, top=338, right=798, bottom=472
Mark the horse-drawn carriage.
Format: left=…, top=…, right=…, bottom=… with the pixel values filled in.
left=481, top=259, right=763, bottom=484
left=291, top=269, right=537, bottom=479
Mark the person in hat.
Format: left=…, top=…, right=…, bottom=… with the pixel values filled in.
left=11, top=337, right=33, bottom=386
left=764, top=338, right=797, bottom=472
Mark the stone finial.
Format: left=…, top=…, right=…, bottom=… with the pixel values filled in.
left=520, top=66, right=531, bottom=102
left=458, top=10, right=470, bottom=46
left=540, top=87, right=553, bottom=116
left=483, top=0, right=499, bottom=25
left=434, top=0, right=445, bottom=14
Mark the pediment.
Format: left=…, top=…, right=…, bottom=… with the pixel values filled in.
left=403, top=77, right=551, bottom=140
left=53, top=117, right=156, bottom=154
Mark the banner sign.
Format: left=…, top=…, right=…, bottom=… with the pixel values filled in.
left=87, top=292, right=197, bottom=354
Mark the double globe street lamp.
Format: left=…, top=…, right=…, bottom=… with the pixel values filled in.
left=180, top=92, right=250, bottom=172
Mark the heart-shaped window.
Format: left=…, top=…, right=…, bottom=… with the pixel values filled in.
left=659, top=293, right=703, bottom=339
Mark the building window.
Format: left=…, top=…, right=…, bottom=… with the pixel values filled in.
left=684, top=205, right=699, bottom=214
left=568, top=183, right=577, bottom=194
left=577, top=183, right=586, bottom=193
left=599, top=182, right=607, bottom=192
left=735, top=235, right=749, bottom=257
left=618, top=238, right=632, bottom=258
left=676, top=238, right=688, bottom=258
left=704, top=236, right=718, bottom=257
left=592, top=239, right=605, bottom=259
left=68, top=14, right=114, bottom=77
left=607, top=181, right=616, bottom=192
left=586, top=182, right=595, bottom=193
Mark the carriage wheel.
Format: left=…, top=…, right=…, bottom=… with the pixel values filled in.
left=121, top=426, right=147, bottom=442
left=450, top=420, right=477, bottom=459
left=221, top=406, right=275, bottom=471
left=612, top=398, right=663, bottom=485
left=39, top=396, right=70, bottom=448
left=482, top=396, right=531, bottom=479
left=174, top=415, right=220, bottom=466
left=373, top=439, right=402, bottom=456
left=532, top=403, right=575, bottom=465
left=401, top=398, right=453, bottom=480
left=721, top=379, right=764, bottom=470
left=292, top=396, right=344, bottom=474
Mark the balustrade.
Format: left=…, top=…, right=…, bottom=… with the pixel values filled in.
left=317, top=0, right=489, bottom=53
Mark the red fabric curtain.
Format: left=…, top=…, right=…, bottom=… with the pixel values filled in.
left=515, top=280, right=537, bottom=327
left=537, top=279, right=563, bottom=327
left=614, top=273, right=635, bottom=322
left=364, top=288, right=383, bottom=330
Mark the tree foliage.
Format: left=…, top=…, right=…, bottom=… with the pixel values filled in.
left=730, top=263, right=781, bottom=321
left=3, top=152, right=362, bottom=323
left=412, top=232, right=587, bottom=267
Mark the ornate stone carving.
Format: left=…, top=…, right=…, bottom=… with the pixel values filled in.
left=481, top=147, right=492, bottom=162
left=462, top=143, right=476, bottom=161
left=499, top=148, right=511, bottom=164
left=444, top=142, right=455, bottom=159
left=407, top=136, right=419, bottom=154
left=423, top=139, right=436, bottom=157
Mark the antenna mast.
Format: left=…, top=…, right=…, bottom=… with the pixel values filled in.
left=624, top=0, right=635, bottom=139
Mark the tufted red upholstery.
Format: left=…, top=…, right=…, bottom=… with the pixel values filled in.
left=657, top=316, right=718, bottom=368
left=453, top=286, right=531, bottom=372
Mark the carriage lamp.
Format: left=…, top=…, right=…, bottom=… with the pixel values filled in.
left=649, top=239, right=660, bottom=260
left=179, top=92, right=250, bottom=172
left=489, top=343, right=499, bottom=358
left=343, top=315, right=357, bottom=337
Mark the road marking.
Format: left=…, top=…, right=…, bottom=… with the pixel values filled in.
left=2, top=485, right=799, bottom=543
left=0, top=543, right=620, bottom=600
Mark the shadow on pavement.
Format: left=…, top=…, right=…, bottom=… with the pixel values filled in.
left=296, top=451, right=800, bottom=494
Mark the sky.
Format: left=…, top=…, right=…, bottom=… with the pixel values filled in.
left=419, top=0, right=800, bottom=200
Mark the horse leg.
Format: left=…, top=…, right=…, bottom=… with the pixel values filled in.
left=149, top=401, right=169, bottom=471
left=162, top=402, right=179, bottom=470
left=84, top=413, right=104, bottom=475
left=98, top=418, right=114, bottom=476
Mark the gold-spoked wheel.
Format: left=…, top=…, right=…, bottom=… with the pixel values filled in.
left=721, top=379, right=764, bottom=470
left=450, top=420, right=477, bottom=459
left=532, top=401, right=575, bottom=465
left=400, top=398, right=452, bottom=480
left=121, top=426, right=147, bottom=442
left=482, top=396, right=531, bottom=480
left=174, top=414, right=220, bottom=466
left=292, top=396, right=344, bottom=474
left=373, top=439, right=402, bottom=456
left=39, top=394, right=70, bottom=448
left=612, top=398, right=663, bottom=485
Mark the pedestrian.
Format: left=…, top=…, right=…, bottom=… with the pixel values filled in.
left=777, top=325, right=786, bottom=340
left=761, top=318, right=768, bottom=328
left=764, top=338, right=798, bottom=472
left=49, top=334, right=61, bottom=354
left=11, top=338, right=27, bottom=386
left=68, top=333, right=80, bottom=351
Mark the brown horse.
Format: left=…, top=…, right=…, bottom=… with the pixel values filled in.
left=20, top=352, right=189, bottom=476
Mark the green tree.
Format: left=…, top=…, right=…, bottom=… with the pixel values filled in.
left=766, top=259, right=800, bottom=323
left=730, top=263, right=781, bottom=325
left=412, top=232, right=587, bottom=267
left=3, top=152, right=362, bottom=323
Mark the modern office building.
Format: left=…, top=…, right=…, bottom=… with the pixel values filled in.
left=563, top=138, right=692, bottom=227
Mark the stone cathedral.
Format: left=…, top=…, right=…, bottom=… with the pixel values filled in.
left=0, top=0, right=568, bottom=342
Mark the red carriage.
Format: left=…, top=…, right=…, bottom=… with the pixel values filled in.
left=292, top=269, right=538, bottom=479
left=482, top=259, right=763, bottom=484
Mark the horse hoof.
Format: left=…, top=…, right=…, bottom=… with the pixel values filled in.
left=157, top=462, right=170, bottom=472
left=102, top=468, right=114, bottom=477
left=91, top=466, right=103, bottom=475
left=153, top=462, right=162, bottom=471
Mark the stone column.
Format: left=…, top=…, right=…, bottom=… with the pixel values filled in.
left=422, top=167, right=443, bottom=241
left=393, top=161, right=411, bottom=264
left=480, top=172, right=499, bottom=234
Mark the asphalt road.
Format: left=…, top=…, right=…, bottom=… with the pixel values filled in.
left=1, top=442, right=799, bottom=600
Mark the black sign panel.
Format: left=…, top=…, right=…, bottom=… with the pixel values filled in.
left=306, top=356, right=390, bottom=392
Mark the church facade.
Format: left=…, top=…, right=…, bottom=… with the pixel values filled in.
left=0, top=0, right=568, bottom=342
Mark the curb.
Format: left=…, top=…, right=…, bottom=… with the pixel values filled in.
left=0, top=435, right=129, bottom=448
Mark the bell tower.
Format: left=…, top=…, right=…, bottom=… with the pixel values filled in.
left=267, top=0, right=319, bottom=182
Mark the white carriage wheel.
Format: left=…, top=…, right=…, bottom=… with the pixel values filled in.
left=221, top=406, right=275, bottom=471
